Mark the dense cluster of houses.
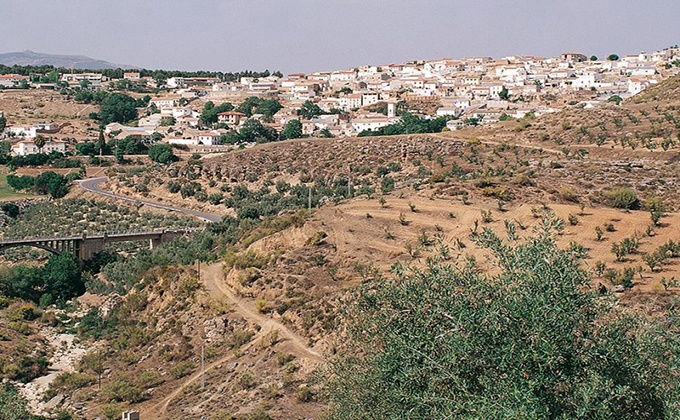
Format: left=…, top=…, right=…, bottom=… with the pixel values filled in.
left=2, top=46, right=680, bottom=155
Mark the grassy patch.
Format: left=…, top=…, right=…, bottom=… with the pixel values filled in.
left=0, top=173, right=40, bottom=201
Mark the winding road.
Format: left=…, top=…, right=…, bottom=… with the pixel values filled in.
left=78, top=177, right=223, bottom=223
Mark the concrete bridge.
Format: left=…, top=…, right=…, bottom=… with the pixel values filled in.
left=0, top=229, right=200, bottom=262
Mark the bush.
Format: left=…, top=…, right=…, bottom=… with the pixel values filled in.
left=3, top=354, right=49, bottom=382
left=168, top=361, right=196, bottom=379
left=103, top=377, right=144, bottom=402
left=0, top=203, right=19, bottom=218
left=380, top=176, right=395, bottom=193
left=148, top=144, right=178, bottom=164
left=558, top=186, right=579, bottom=202
left=604, top=187, right=640, bottom=210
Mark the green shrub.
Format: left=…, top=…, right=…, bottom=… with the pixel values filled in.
left=604, top=187, right=640, bottom=210
left=103, top=377, right=145, bottom=402
left=168, top=361, right=196, bottom=379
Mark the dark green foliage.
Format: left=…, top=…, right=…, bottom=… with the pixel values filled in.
left=8, top=172, right=69, bottom=198
left=255, top=99, right=283, bottom=118
left=0, top=253, right=84, bottom=305
left=200, top=100, right=234, bottom=125
left=3, top=151, right=68, bottom=168
left=236, top=96, right=263, bottom=117
left=281, top=119, right=303, bottom=139
left=1, top=202, right=19, bottom=218
left=75, top=141, right=97, bottom=156
left=34, top=171, right=69, bottom=198
left=328, top=222, right=680, bottom=419
left=6, top=174, right=34, bottom=191
left=77, top=139, right=111, bottom=156
left=380, top=176, right=395, bottom=193
left=0, top=116, right=6, bottom=133
left=607, top=54, right=620, bottom=61
left=298, top=100, right=323, bottom=120
left=0, top=64, right=281, bottom=84
left=358, top=113, right=448, bottom=137
left=608, top=95, right=623, bottom=105
left=41, top=253, right=86, bottom=304
left=109, top=136, right=147, bottom=155
left=148, top=144, right=178, bottom=164
left=238, top=119, right=278, bottom=143
left=498, top=87, right=509, bottom=100
left=82, top=250, right=119, bottom=275
left=97, top=92, right=138, bottom=124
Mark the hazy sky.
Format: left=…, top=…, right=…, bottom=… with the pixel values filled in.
left=3, top=1, right=680, bottom=74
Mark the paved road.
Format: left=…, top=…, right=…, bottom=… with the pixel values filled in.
left=78, top=177, right=223, bottom=223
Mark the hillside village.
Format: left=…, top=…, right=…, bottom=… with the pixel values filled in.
left=1, top=46, right=680, bottom=156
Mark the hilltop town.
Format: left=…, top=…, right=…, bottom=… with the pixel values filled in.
left=1, top=46, right=679, bottom=156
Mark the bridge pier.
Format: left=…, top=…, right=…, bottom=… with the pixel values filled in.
left=79, top=238, right=105, bottom=261
left=150, top=237, right=162, bottom=250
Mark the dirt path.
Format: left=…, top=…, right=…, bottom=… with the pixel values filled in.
left=146, top=262, right=321, bottom=419
left=202, top=263, right=321, bottom=361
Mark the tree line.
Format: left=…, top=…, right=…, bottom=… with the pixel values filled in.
left=0, top=64, right=283, bottom=83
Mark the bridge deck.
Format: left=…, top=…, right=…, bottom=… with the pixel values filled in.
left=0, top=228, right=202, bottom=246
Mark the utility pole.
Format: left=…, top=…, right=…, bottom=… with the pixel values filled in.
left=348, top=177, right=352, bottom=198
left=201, top=344, right=205, bottom=389
left=197, top=259, right=201, bottom=282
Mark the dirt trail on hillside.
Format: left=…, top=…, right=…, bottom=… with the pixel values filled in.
left=147, top=262, right=322, bottom=419
left=202, top=262, right=321, bottom=361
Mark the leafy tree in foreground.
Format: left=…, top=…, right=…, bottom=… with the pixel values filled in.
left=327, top=219, right=680, bottom=419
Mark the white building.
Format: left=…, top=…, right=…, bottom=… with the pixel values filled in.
left=11, top=139, right=66, bottom=156
left=150, top=97, right=177, bottom=109
left=0, top=74, right=30, bottom=87
left=351, top=114, right=399, bottom=133
left=5, top=126, right=37, bottom=139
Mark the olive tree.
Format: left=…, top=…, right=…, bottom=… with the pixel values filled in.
left=327, top=219, right=680, bottom=419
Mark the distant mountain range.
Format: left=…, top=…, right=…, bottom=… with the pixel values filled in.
left=0, top=50, right=137, bottom=70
